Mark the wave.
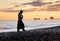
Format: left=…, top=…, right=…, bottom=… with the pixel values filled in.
left=0, top=20, right=60, bottom=32
left=0, top=25, right=58, bottom=33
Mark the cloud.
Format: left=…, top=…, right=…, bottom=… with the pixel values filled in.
left=4, top=7, right=15, bottom=10
left=55, top=1, right=60, bottom=3
left=0, top=0, right=44, bottom=12
left=0, top=7, right=40, bottom=12
left=14, top=4, right=20, bottom=7
left=44, top=2, right=53, bottom=5
left=11, top=2, right=21, bottom=7
left=0, top=0, right=60, bottom=13
left=24, top=8, right=39, bottom=12
left=0, top=9, right=19, bottom=12
left=21, top=0, right=54, bottom=7
left=21, top=0, right=44, bottom=6
left=46, top=4, right=60, bottom=11
left=0, top=3, right=21, bottom=12
left=49, top=4, right=60, bottom=7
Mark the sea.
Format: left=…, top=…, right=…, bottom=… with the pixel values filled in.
left=0, top=20, right=60, bottom=32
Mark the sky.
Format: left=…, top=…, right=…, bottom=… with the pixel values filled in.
left=0, top=0, right=60, bottom=20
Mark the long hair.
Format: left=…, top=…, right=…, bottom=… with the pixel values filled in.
left=18, top=10, right=23, bottom=15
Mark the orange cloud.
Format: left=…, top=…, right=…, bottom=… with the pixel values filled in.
left=0, top=9, right=19, bottom=12
left=0, top=0, right=60, bottom=13
left=21, top=0, right=43, bottom=6
left=46, top=4, right=60, bottom=11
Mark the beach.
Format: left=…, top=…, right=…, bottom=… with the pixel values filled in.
left=0, top=26, right=60, bottom=41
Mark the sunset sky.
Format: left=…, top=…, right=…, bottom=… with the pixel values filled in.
left=0, top=0, right=60, bottom=20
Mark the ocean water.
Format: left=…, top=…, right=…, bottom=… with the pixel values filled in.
left=0, top=20, right=60, bottom=32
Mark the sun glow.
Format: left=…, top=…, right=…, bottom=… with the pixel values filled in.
left=0, top=0, right=60, bottom=20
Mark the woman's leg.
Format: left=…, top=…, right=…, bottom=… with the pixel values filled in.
left=22, top=28, right=26, bottom=31
left=21, top=22, right=26, bottom=31
left=17, top=27, right=20, bottom=32
left=17, top=21, right=21, bottom=32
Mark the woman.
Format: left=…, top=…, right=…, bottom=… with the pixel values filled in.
left=17, top=10, right=25, bottom=32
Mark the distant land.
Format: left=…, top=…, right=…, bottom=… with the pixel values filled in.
left=33, top=17, right=60, bottom=20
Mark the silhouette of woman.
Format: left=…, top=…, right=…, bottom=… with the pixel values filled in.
left=17, top=10, right=25, bottom=32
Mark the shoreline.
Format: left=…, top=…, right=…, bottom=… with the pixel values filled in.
left=0, top=26, right=60, bottom=41
left=0, top=25, right=58, bottom=33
